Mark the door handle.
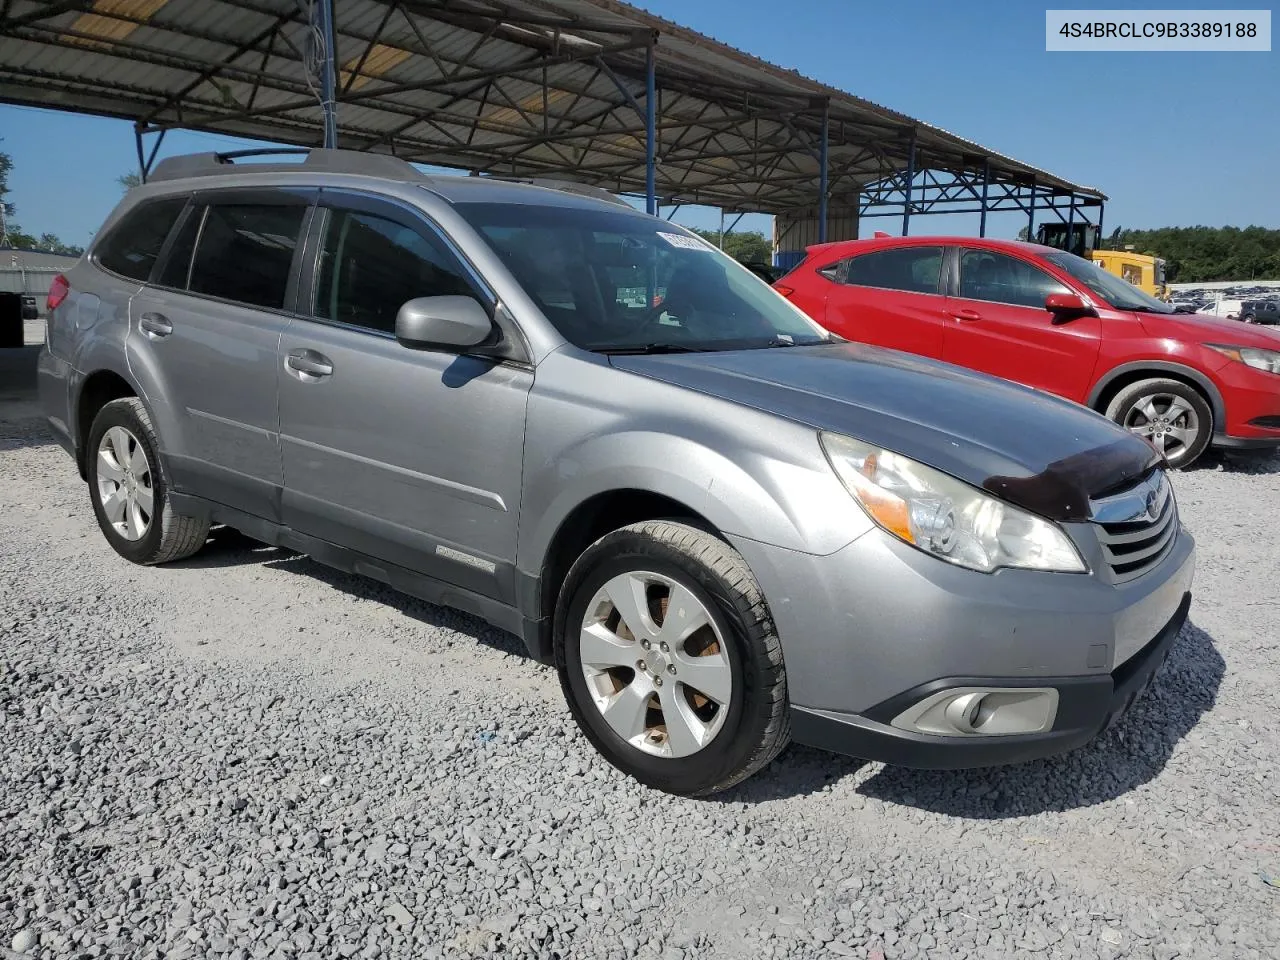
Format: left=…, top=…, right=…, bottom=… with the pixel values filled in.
left=139, top=312, right=173, bottom=339
left=950, top=309, right=983, bottom=322
left=285, top=349, right=334, bottom=380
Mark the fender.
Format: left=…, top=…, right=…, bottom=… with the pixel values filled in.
left=517, top=427, right=873, bottom=577
left=1087, top=360, right=1226, bottom=428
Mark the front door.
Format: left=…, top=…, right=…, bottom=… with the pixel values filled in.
left=276, top=192, right=532, bottom=602
left=942, top=246, right=1102, bottom=403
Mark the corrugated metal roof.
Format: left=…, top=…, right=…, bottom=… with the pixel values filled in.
left=0, top=0, right=1106, bottom=214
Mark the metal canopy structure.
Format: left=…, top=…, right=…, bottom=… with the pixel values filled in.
left=0, top=0, right=1107, bottom=241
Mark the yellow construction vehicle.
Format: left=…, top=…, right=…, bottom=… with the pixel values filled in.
left=1034, top=223, right=1168, bottom=299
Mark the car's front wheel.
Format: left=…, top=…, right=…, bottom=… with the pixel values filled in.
left=554, top=520, right=789, bottom=796
left=1105, top=378, right=1213, bottom=468
left=86, top=397, right=210, bottom=564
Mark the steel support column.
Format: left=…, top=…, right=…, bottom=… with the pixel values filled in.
left=133, top=127, right=167, bottom=183
left=316, top=0, right=339, bottom=148
left=818, top=99, right=830, bottom=242
left=645, top=36, right=657, bottom=215
left=134, top=125, right=146, bottom=182
left=1026, top=177, right=1036, bottom=242
left=978, top=158, right=991, bottom=237
left=1096, top=203, right=1105, bottom=247
left=1066, top=198, right=1075, bottom=252
left=901, top=132, right=917, bottom=235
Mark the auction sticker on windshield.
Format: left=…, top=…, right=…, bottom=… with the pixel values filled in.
left=657, top=232, right=712, bottom=250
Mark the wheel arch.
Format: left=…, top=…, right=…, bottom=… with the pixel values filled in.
left=75, top=367, right=141, bottom=479
left=521, top=488, right=721, bottom=663
left=1087, top=361, right=1225, bottom=429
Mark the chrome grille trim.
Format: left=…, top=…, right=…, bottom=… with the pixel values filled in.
left=1091, top=472, right=1178, bottom=583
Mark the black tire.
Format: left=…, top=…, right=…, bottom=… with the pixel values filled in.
left=554, top=520, right=789, bottom=797
left=1242, top=313, right=1256, bottom=324
left=1104, top=378, right=1213, bottom=469
left=85, top=397, right=209, bottom=564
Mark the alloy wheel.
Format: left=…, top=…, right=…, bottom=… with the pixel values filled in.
left=95, top=425, right=154, bottom=541
left=1123, top=393, right=1199, bottom=463
left=578, top=570, right=733, bottom=759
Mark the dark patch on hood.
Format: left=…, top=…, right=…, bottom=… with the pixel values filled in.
left=611, top=342, right=1162, bottom=521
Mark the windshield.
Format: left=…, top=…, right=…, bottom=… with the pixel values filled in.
left=1044, top=251, right=1174, bottom=313
left=454, top=202, right=834, bottom=351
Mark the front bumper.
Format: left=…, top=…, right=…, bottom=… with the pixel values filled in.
left=790, top=591, right=1190, bottom=768
left=728, top=518, right=1196, bottom=770
left=1213, top=358, right=1280, bottom=445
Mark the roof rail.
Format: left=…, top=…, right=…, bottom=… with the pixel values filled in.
left=482, top=175, right=632, bottom=208
left=148, top=148, right=429, bottom=184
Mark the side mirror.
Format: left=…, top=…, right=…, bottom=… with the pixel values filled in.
left=395, top=295, right=493, bottom=350
left=1044, top=292, right=1096, bottom=324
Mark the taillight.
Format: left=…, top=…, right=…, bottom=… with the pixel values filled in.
left=46, top=274, right=70, bottom=311
left=773, top=284, right=796, bottom=298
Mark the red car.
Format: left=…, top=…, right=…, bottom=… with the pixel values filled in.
left=776, top=236, right=1280, bottom=467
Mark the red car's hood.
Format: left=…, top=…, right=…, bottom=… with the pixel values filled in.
left=1136, top=310, right=1280, bottom=346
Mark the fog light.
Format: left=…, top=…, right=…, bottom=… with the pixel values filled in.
left=891, top=686, right=1059, bottom=737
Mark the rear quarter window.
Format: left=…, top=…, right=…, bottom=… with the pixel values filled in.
left=188, top=204, right=307, bottom=310
left=95, top=197, right=188, bottom=282
left=844, top=247, right=944, bottom=294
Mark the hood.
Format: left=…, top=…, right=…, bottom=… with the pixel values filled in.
left=611, top=342, right=1160, bottom=523
left=1137, top=310, right=1280, bottom=346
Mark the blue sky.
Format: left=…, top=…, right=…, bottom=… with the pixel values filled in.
left=1, top=0, right=1276, bottom=248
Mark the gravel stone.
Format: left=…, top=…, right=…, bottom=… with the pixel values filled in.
left=11, top=929, right=38, bottom=953
left=2, top=366, right=1278, bottom=960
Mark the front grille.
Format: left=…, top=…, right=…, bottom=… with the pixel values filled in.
left=1091, top=472, right=1178, bottom=583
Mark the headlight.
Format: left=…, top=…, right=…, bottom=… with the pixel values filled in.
left=820, top=433, right=1087, bottom=574
left=1206, top=344, right=1280, bottom=375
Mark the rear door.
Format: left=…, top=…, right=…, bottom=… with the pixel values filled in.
left=127, top=188, right=314, bottom=519
left=942, top=246, right=1103, bottom=403
left=821, top=245, right=949, bottom=358
left=276, top=190, right=532, bottom=603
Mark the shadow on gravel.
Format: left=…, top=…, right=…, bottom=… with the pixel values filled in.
left=171, top=525, right=529, bottom=659
left=0, top=419, right=56, bottom=451
left=851, top=620, right=1224, bottom=818
left=1189, top=448, right=1280, bottom=476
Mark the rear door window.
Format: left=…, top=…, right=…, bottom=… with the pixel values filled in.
left=154, top=205, right=204, bottom=290
left=188, top=203, right=307, bottom=310
left=842, top=247, right=944, bottom=294
left=958, top=249, right=1070, bottom=308
left=95, top=197, right=188, bottom=281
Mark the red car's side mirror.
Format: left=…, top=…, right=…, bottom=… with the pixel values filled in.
left=1044, top=292, right=1096, bottom=324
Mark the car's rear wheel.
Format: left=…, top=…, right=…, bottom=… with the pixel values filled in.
left=1105, top=378, right=1213, bottom=468
left=554, top=520, right=789, bottom=797
left=87, top=398, right=209, bottom=564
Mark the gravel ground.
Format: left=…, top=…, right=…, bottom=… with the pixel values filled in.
left=2, top=356, right=1279, bottom=959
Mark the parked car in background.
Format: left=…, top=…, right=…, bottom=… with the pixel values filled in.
left=776, top=236, right=1280, bottom=467
left=1241, top=299, right=1280, bottom=325
left=21, top=294, right=38, bottom=320
left=38, top=149, right=1196, bottom=796
left=1196, top=298, right=1244, bottom=321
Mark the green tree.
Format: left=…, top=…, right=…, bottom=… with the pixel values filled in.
left=0, top=149, right=16, bottom=244
left=1105, top=226, right=1280, bottom=283
left=118, top=171, right=142, bottom=191
left=687, top=227, right=772, bottom=264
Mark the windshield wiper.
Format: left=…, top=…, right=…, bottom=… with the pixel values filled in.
left=595, top=343, right=712, bottom=355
